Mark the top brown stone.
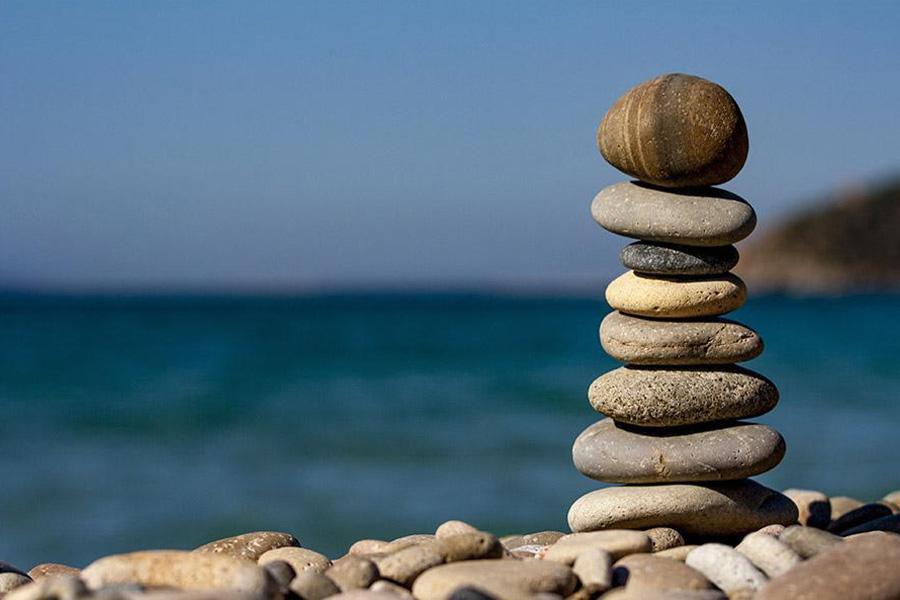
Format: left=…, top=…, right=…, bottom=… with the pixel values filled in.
left=598, top=73, right=749, bottom=188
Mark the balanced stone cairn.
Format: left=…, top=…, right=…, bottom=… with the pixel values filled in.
left=568, top=73, right=799, bottom=538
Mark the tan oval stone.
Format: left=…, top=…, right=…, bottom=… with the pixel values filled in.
left=374, top=543, right=443, bottom=587
left=778, top=525, right=842, bottom=558
left=540, top=530, right=652, bottom=564
left=193, top=531, right=298, bottom=561
left=597, top=73, right=748, bottom=188
left=613, top=553, right=713, bottom=593
left=606, top=271, right=747, bottom=319
left=782, top=489, right=831, bottom=528
left=435, top=532, right=503, bottom=562
left=734, top=532, right=801, bottom=577
left=326, top=556, right=379, bottom=591
left=568, top=480, right=798, bottom=537
left=349, top=540, right=392, bottom=556
left=600, top=312, right=763, bottom=365
left=369, top=580, right=415, bottom=598
left=645, top=528, right=685, bottom=553
left=290, top=571, right=341, bottom=599
left=26, top=563, right=80, bottom=581
left=81, top=550, right=273, bottom=594
left=588, top=366, right=779, bottom=428
left=258, top=547, right=331, bottom=574
left=434, top=520, right=479, bottom=539
left=654, top=545, right=699, bottom=561
left=685, top=544, right=766, bottom=594
left=829, top=496, right=864, bottom=521
left=573, top=418, right=785, bottom=482
left=757, top=531, right=900, bottom=600
left=573, top=547, right=612, bottom=594
left=411, top=560, right=577, bottom=600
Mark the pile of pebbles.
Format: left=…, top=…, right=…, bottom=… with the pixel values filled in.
left=568, top=73, right=795, bottom=537
left=3, top=492, right=900, bottom=600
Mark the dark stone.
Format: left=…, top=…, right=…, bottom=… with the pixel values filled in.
left=621, top=242, right=739, bottom=276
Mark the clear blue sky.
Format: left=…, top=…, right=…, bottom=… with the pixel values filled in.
left=1, top=1, right=898, bottom=291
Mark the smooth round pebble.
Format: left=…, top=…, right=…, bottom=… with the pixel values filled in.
left=613, top=553, right=713, bottom=593
left=829, top=496, right=864, bottom=521
left=327, top=556, right=380, bottom=591
left=654, top=545, right=699, bottom=561
left=734, top=532, right=801, bottom=577
left=436, top=532, right=503, bottom=562
left=258, top=547, right=331, bottom=574
left=291, top=571, right=341, bottom=600
left=783, top=489, right=831, bottom=529
left=435, top=521, right=479, bottom=539
left=374, top=543, right=443, bottom=587
left=593, top=183, right=756, bottom=247
left=883, top=490, right=900, bottom=507
left=597, top=74, right=748, bottom=187
left=645, top=528, right=685, bottom=553
left=685, top=544, right=767, bottom=593
left=621, top=242, right=740, bottom=276
left=411, top=560, right=577, bottom=600
left=778, top=525, right=842, bottom=558
left=600, top=312, right=763, bottom=365
left=26, top=563, right=80, bottom=581
left=757, top=532, right=900, bottom=600
left=540, top=530, right=652, bottom=564
left=573, top=418, right=784, bottom=483
left=193, top=531, right=298, bottom=561
left=349, top=540, right=392, bottom=556
left=588, top=366, right=779, bottom=427
left=606, top=271, right=747, bottom=319
left=568, top=480, right=798, bottom=536
left=572, top=547, right=612, bottom=594
left=369, top=580, right=415, bottom=598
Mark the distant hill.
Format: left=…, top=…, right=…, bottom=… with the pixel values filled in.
left=737, top=176, right=900, bottom=294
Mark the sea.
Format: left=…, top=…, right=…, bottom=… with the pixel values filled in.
left=1, top=292, right=898, bottom=568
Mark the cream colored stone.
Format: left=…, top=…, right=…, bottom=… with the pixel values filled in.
left=540, top=530, right=651, bottom=564
left=606, top=271, right=746, bottom=319
left=685, top=544, right=766, bottom=594
left=193, top=531, right=298, bottom=561
left=573, top=547, right=612, bottom=594
left=258, top=546, right=331, bottom=574
left=735, top=532, right=801, bottom=577
left=411, top=560, right=577, bottom=600
left=434, top=520, right=479, bottom=539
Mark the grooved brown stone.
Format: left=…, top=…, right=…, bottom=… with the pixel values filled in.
left=597, top=73, right=749, bottom=188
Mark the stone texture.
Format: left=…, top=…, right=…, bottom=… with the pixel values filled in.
left=0, top=568, right=31, bottom=594
left=435, top=533, right=503, bottom=562
left=258, top=547, right=331, bottom=574
left=349, top=540, right=392, bottom=556
left=621, top=242, right=740, bottom=276
left=597, top=73, right=749, bottom=188
left=193, top=531, right=298, bottom=562
left=573, top=418, right=784, bottom=483
left=588, top=366, right=779, bottom=428
left=654, top=546, right=699, bottom=561
left=828, top=502, right=893, bottom=534
left=829, top=496, right=864, bottom=521
left=374, top=543, right=443, bottom=587
left=521, top=531, right=565, bottom=546
left=600, top=312, right=763, bottom=365
left=81, top=551, right=273, bottom=594
left=685, top=544, right=767, bottom=594
left=568, top=480, right=798, bottom=536
left=883, top=490, right=900, bottom=507
left=605, top=271, right=747, bottom=319
left=26, top=563, right=80, bottom=581
left=645, top=528, right=685, bottom=553
left=613, top=553, right=714, bottom=593
left=411, top=560, right=577, bottom=600
left=778, top=526, right=842, bottom=558
left=592, top=183, right=756, bottom=247
left=435, top=521, right=479, bottom=539
left=783, top=489, right=831, bottom=529
left=291, top=571, right=342, bottom=600
left=369, top=580, right=415, bottom=598
left=572, top=547, right=612, bottom=594
left=540, top=530, right=652, bottom=564
left=327, top=556, right=380, bottom=591
left=757, top=531, right=900, bottom=600
left=734, top=532, right=801, bottom=577
left=4, top=576, right=87, bottom=600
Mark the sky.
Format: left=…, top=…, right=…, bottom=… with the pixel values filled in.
left=1, top=1, right=898, bottom=292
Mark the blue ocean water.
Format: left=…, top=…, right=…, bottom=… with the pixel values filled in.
left=1, top=293, right=898, bottom=568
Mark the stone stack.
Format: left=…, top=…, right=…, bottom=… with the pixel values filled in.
left=568, top=73, right=798, bottom=538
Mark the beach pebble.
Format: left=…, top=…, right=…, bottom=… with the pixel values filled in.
left=435, top=521, right=480, bottom=539
left=369, top=580, right=415, bottom=598
left=592, top=183, right=756, bottom=247
left=349, top=540, right=393, bottom=556
left=0, top=574, right=32, bottom=594
left=828, top=502, right=893, bottom=534
left=828, top=496, right=864, bottom=521
left=573, top=418, right=784, bottom=483
left=756, top=524, right=786, bottom=536
left=499, top=535, right=524, bottom=549
left=606, top=271, right=747, bottom=319
left=685, top=544, right=767, bottom=594
left=521, top=531, right=565, bottom=546
left=778, top=525, right=842, bottom=558
left=783, top=489, right=831, bottom=528
left=597, top=73, right=748, bottom=188
left=645, top=528, right=685, bottom=553
left=374, top=543, right=443, bottom=587
left=261, top=559, right=295, bottom=591
left=613, top=553, right=713, bottom=593
left=883, top=490, right=900, bottom=507
left=326, top=592, right=405, bottom=600
left=756, top=531, right=900, bottom=599
left=3, top=575, right=87, bottom=600
left=600, top=590, right=725, bottom=600
left=446, top=588, right=497, bottom=600
left=508, top=544, right=546, bottom=559
left=193, top=531, right=298, bottom=562
left=258, top=546, right=331, bottom=574
left=81, top=550, right=273, bottom=594
left=327, top=556, right=380, bottom=591
left=568, top=480, right=798, bottom=536
left=411, top=560, right=577, bottom=600
left=540, top=530, right=652, bottom=564
left=26, top=563, right=81, bottom=581
left=654, top=545, right=699, bottom=561
left=435, top=533, right=503, bottom=563
left=620, top=242, right=740, bottom=276
left=291, top=570, right=341, bottom=599
left=588, top=366, right=778, bottom=428
left=600, top=312, right=762, bottom=365
left=842, top=514, right=900, bottom=535
left=735, top=532, right=801, bottom=577
left=572, top=547, right=612, bottom=594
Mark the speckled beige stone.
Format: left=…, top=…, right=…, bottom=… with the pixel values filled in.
left=81, top=550, right=273, bottom=594
left=606, top=271, right=747, bottom=319
left=735, top=532, right=801, bottom=577
left=374, top=543, right=443, bottom=587
left=568, top=480, right=798, bottom=536
left=327, top=556, right=379, bottom=591
left=258, top=547, right=331, bottom=574
left=411, top=560, right=577, bottom=600
left=435, top=532, right=503, bottom=562
left=685, top=544, right=766, bottom=594
left=600, top=312, right=763, bottom=365
left=26, top=563, right=80, bottom=581
left=541, top=530, right=652, bottom=564
left=434, top=520, right=479, bottom=539
left=588, top=366, right=779, bottom=428
left=193, top=531, right=298, bottom=561
left=645, top=528, right=685, bottom=553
